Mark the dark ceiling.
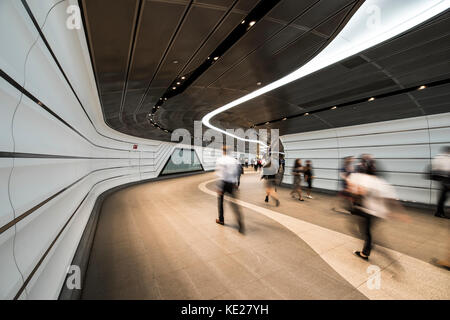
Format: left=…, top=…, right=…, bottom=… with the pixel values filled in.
left=81, top=0, right=450, bottom=142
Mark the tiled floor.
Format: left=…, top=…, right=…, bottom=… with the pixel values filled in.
left=81, top=171, right=449, bottom=300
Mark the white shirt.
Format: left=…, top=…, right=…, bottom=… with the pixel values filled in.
left=215, top=155, right=239, bottom=183
left=347, top=173, right=397, bottom=219
left=261, top=158, right=279, bottom=176
left=432, top=154, right=450, bottom=174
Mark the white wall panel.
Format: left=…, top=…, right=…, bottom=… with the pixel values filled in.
left=9, top=158, right=90, bottom=216
left=13, top=95, right=92, bottom=156
left=338, top=130, right=429, bottom=147
left=0, top=159, right=15, bottom=227
left=0, top=0, right=221, bottom=300
left=0, top=229, right=24, bottom=300
left=427, top=113, right=450, bottom=128
left=0, top=0, right=37, bottom=84
left=281, top=113, right=450, bottom=207
left=0, top=78, right=20, bottom=152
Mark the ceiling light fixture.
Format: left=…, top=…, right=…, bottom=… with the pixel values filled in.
left=331, top=106, right=337, bottom=110
left=172, top=87, right=176, bottom=90
left=304, top=113, right=309, bottom=116
left=181, top=76, right=186, bottom=80
left=248, top=21, right=256, bottom=27
left=172, top=60, right=179, bottom=64
left=257, top=82, right=262, bottom=86
left=368, top=97, right=375, bottom=102
left=213, top=56, right=219, bottom=61
left=176, top=82, right=181, bottom=85
left=418, top=85, right=426, bottom=90
left=164, top=97, right=167, bottom=100
left=282, top=117, right=287, bottom=121
left=201, top=0, right=449, bottom=148
left=241, top=20, right=245, bottom=24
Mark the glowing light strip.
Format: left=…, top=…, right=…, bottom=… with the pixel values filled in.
left=202, top=0, right=450, bottom=147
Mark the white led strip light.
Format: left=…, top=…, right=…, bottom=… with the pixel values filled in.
left=202, top=0, right=450, bottom=148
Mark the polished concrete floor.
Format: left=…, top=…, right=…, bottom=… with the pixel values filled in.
left=81, top=170, right=450, bottom=300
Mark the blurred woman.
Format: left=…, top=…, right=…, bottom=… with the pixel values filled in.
left=334, top=156, right=355, bottom=213
left=290, top=159, right=304, bottom=201
left=304, top=160, right=314, bottom=199
left=262, top=155, right=280, bottom=206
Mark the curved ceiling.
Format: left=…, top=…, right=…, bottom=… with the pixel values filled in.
left=81, top=0, right=450, bottom=142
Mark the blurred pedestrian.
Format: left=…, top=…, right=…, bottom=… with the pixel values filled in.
left=304, top=160, right=314, bottom=199
left=237, top=160, right=244, bottom=188
left=290, top=159, right=304, bottom=201
left=215, top=146, right=244, bottom=233
left=334, top=156, right=355, bottom=213
left=347, top=157, right=401, bottom=260
left=262, top=154, right=280, bottom=206
left=431, top=146, right=450, bottom=219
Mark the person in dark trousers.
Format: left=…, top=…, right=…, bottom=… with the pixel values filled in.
left=215, top=146, right=244, bottom=233
left=290, top=159, right=304, bottom=201
left=431, top=146, right=450, bottom=219
left=304, top=160, right=314, bottom=199
left=347, top=158, right=380, bottom=260
left=347, top=156, right=406, bottom=260
left=236, top=160, right=244, bottom=188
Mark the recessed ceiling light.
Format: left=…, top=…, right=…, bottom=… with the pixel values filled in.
left=282, top=117, right=287, bottom=121
left=256, top=82, right=262, bottom=86
left=368, top=97, right=375, bottom=101
left=181, top=76, right=186, bottom=80
left=172, top=87, right=176, bottom=90
left=304, top=113, right=309, bottom=116
left=241, top=20, right=245, bottom=24
left=265, top=121, right=269, bottom=125
left=213, top=56, right=219, bottom=61
left=331, top=106, right=337, bottom=110
left=418, top=85, right=426, bottom=90
left=172, top=60, right=179, bottom=64
left=249, top=21, right=256, bottom=27
left=176, top=82, right=181, bottom=85
left=164, top=97, right=167, bottom=100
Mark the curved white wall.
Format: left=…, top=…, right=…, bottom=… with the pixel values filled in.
left=0, top=0, right=220, bottom=299
left=281, top=113, right=450, bottom=206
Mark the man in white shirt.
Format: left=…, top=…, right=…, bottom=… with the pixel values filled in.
left=215, top=146, right=244, bottom=233
left=347, top=157, right=398, bottom=260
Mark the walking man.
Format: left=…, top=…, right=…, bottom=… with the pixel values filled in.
left=215, top=146, right=244, bottom=233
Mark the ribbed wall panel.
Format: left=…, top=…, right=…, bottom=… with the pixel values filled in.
left=281, top=113, right=450, bottom=207
left=0, top=0, right=221, bottom=300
